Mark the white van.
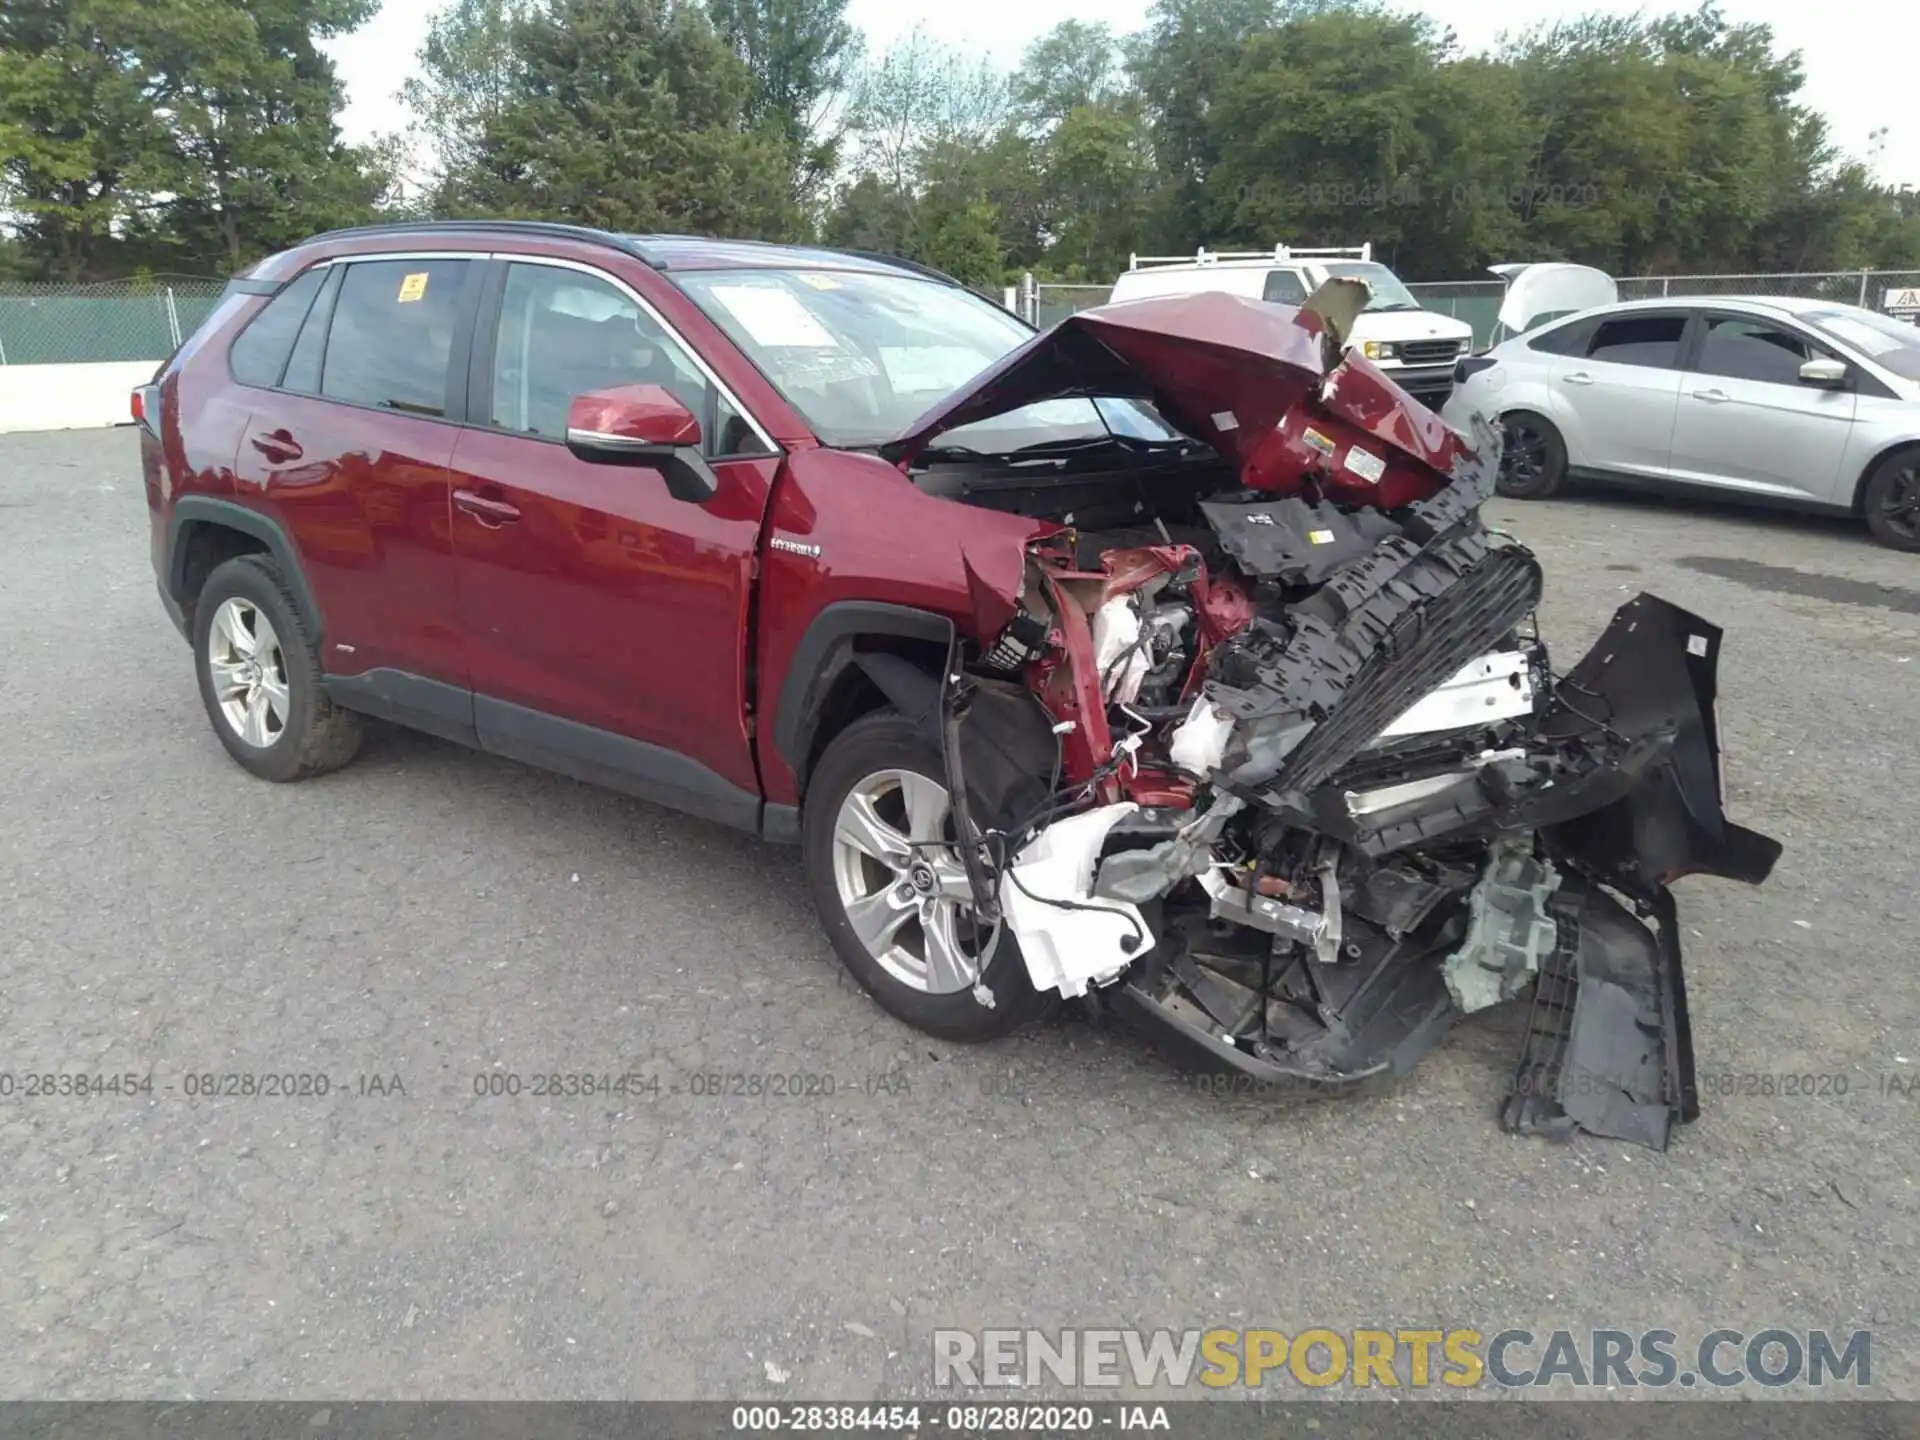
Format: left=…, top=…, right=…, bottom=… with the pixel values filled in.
left=1107, top=244, right=1476, bottom=407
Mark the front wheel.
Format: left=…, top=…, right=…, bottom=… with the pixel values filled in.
left=1862, top=450, right=1920, bottom=552
left=1495, top=411, right=1568, bottom=499
left=802, top=710, right=1052, bottom=1042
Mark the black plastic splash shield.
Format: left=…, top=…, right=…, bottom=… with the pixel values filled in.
left=1501, top=880, right=1696, bottom=1149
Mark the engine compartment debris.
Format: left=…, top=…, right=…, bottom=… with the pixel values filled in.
left=896, top=285, right=1781, bottom=1149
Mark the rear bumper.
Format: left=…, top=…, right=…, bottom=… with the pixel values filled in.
left=157, top=579, right=190, bottom=641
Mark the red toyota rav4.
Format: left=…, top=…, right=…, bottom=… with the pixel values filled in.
left=141, top=221, right=1779, bottom=1147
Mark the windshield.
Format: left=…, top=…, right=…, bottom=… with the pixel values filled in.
left=1803, top=307, right=1920, bottom=381
left=676, top=267, right=1181, bottom=451
left=1318, top=262, right=1423, bottom=313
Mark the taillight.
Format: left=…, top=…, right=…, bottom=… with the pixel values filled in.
left=132, top=383, right=161, bottom=436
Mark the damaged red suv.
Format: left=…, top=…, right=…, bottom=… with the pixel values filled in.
left=140, top=222, right=1780, bottom=1148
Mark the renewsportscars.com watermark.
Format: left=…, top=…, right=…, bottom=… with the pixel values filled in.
left=933, top=1327, right=1873, bottom=1391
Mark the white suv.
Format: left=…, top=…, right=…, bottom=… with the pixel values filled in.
left=1107, top=244, right=1475, bottom=408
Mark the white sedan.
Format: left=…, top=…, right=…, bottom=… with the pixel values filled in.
left=1443, top=292, right=1920, bottom=551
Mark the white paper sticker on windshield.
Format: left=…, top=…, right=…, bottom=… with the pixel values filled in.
left=1344, top=446, right=1386, bottom=483
left=1211, top=410, right=1238, bottom=430
left=708, top=285, right=838, bottom=348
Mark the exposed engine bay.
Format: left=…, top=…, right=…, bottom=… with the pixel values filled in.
left=883, top=284, right=1782, bottom=1149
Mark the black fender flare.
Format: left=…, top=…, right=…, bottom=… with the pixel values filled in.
left=167, top=496, right=323, bottom=634
left=772, top=601, right=954, bottom=783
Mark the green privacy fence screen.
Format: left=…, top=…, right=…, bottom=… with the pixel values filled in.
left=0, top=279, right=228, bottom=365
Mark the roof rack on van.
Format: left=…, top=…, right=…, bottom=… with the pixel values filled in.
left=1127, top=242, right=1373, bottom=270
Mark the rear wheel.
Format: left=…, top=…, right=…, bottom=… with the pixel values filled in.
left=193, top=555, right=363, bottom=782
left=803, top=710, right=1051, bottom=1042
left=1862, top=450, right=1920, bottom=552
left=1495, top=411, right=1567, bottom=499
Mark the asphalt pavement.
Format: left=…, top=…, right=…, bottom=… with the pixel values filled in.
left=1, top=427, right=1915, bottom=1400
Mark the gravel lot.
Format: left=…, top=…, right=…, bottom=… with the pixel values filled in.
left=2, top=426, right=1915, bottom=1401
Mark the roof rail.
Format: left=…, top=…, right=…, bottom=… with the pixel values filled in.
left=827, top=248, right=965, bottom=288
left=303, top=219, right=660, bottom=267
left=1128, top=241, right=1373, bottom=270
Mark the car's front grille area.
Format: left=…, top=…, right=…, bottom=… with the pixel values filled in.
left=1398, top=339, right=1465, bottom=367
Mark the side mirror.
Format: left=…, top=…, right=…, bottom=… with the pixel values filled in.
left=565, top=384, right=718, bottom=503
left=1798, top=356, right=1848, bottom=388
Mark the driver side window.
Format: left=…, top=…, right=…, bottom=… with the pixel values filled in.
left=489, top=263, right=756, bottom=456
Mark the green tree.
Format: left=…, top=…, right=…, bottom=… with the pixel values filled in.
left=1038, top=104, right=1153, bottom=278
left=707, top=0, right=862, bottom=200
left=1123, top=0, right=1284, bottom=247
left=398, top=0, right=536, bottom=211
left=0, top=0, right=173, bottom=278
left=460, top=0, right=803, bottom=239
left=144, top=0, right=388, bottom=272
left=1012, top=21, right=1121, bottom=131
left=1207, top=6, right=1530, bottom=277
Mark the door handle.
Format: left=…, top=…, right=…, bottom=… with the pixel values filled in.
left=453, top=489, right=522, bottom=528
left=249, top=431, right=302, bottom=463
left=1692, top=387, right=1731, bottom=403
left=1562, top=371, right=1594, bottom=386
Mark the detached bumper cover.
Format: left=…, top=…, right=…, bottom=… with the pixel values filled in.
left=1109, top=592, right=1781, bottom=1146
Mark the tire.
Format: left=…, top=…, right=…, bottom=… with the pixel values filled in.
left=192, top=554, right=363, bottom=782
left=1495, top=411, right=1568, bottom=499
left=1861, top=450, right=1920, bottom=552
left=803, top=709, right=1052, bottom=1042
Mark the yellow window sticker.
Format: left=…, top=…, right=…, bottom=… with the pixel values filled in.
left=1308, top=528, right=1336, bottom=545
left=1302, top=427, right=1336, bottom=456
left=797, top=272, right=842, bottom=291
left=396, top=272, right=429, bottom=303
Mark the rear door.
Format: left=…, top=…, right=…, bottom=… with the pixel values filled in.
left=1555, top=311, right=1692, bottom=477
left=229, top=254, right=479, bottom=709
left=445, top=256, right=781, bottom=821
left=1664, top=311, right=1857, bottom=501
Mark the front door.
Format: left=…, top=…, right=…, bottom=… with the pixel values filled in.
left=1665, top=312, right=1857, bottom=502
left=447, top=257, right=781, bottom=822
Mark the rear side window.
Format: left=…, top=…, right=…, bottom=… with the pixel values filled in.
left=228, top=267, right=327, bottom=387
left=281, top=266, right=344, bottom=395
left=1524, top=317, right=1596, bottom=354
left=1588, top=314, right=1687, bottom=369
left=320, top=259, right=474, bottom=416
left=1262, top=269, right=1309, bottom=304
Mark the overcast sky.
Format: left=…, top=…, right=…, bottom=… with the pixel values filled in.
left=323, top=0, right=1918, bottom=188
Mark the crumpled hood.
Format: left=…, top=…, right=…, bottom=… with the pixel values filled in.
left=882, top=291, right=1478, bottom=484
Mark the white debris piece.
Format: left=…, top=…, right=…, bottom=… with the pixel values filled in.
left=1168, top=694, right=1235, bottom=775
left=1371, top=649, right=1534, bottom=743
left=1000, top=803, right=1152, bottom=998
left=1090, top=596, right=1151, bottom=706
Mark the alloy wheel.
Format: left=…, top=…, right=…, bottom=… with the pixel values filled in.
left=206, top=597, right=290, bottom=748
left=1876, top=462, right=1920, bottom=543
left=829, top=769, right=986, bottom=995
left=1502, top=422, right=1547, bottom=487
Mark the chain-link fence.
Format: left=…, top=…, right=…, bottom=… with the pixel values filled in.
left=1033, top=283, right=1113, bottom=328
left=1019, top=270, right=1920, bottom=349
left=0, top=278, right=228, bottom=365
